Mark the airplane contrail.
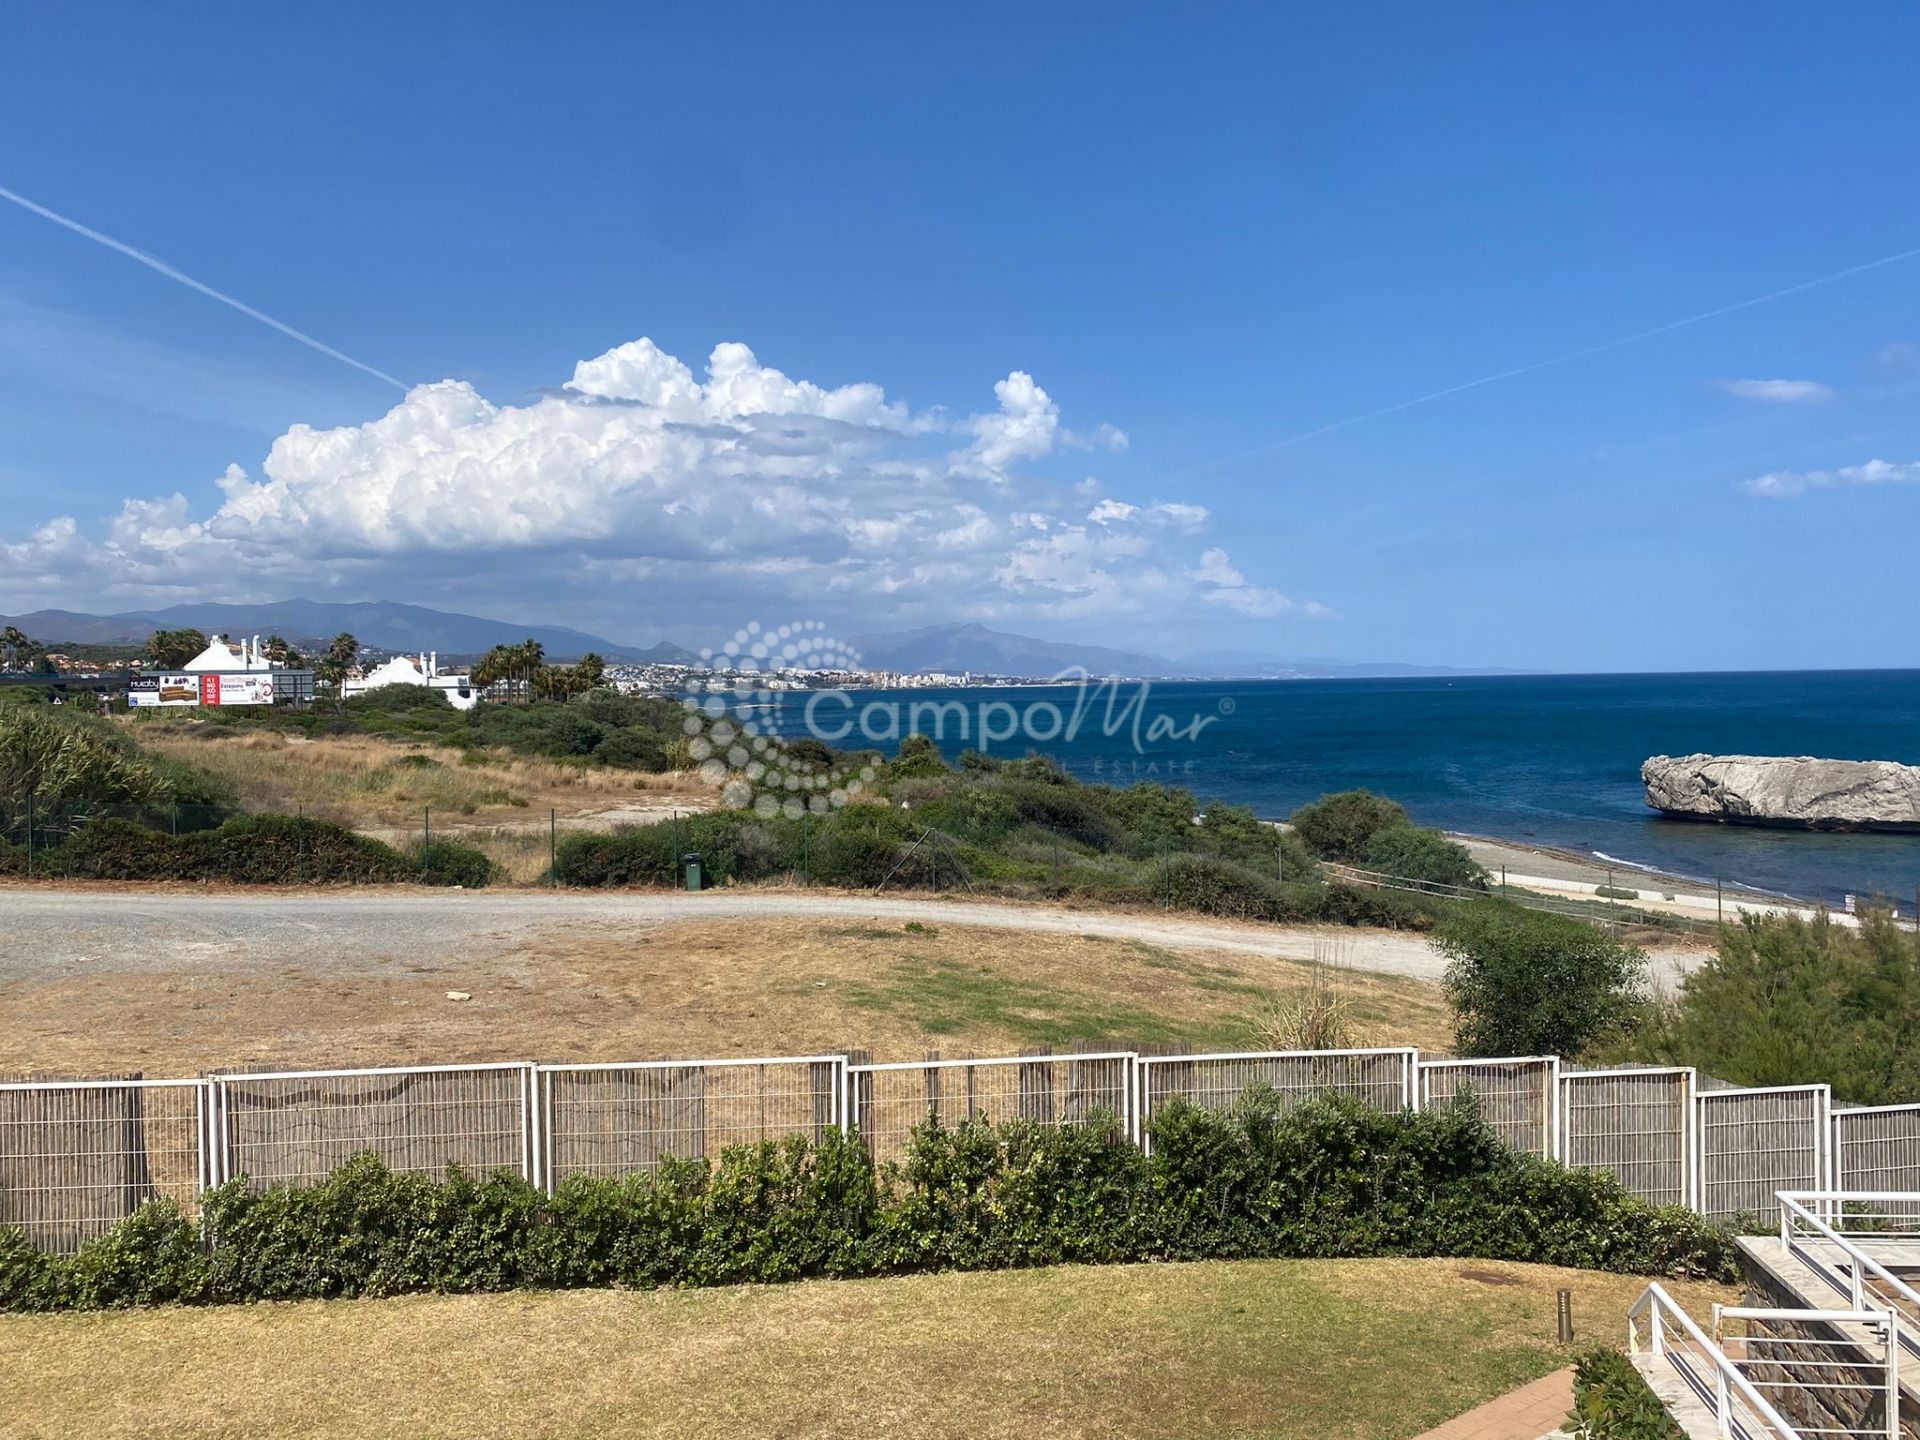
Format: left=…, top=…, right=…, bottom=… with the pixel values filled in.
left=1170, top=241, right=1920, bottom=475
left=0, top=182, right=409, bottom=392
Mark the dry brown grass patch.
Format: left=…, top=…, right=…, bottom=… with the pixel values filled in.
left=132, top=725, right=709, bottom=831
left=0, top=917, right=1454, bottom=1076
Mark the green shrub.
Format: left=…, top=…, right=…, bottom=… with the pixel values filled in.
left=593, top=726, right=669, bottom=771
left=884, top=733, right=951, bottom=780
left=1288, top=790, right=1410, bottom=862
left=0, top=1094, right=1736, bottom=1314
left=410, top=837, right=496, bottom=887
left=200, top=1154, right=544, bottom=1300
left=1305, top=880, right=1444, bottom=930
left=0, top=1225, right=66, bottom=1310
left=1363, top=825, right=1489, bottom=892
left=553, top=811, right=771, bottom=887
left=55, top=814, right=492, bottom=887
left=0, top=706, right=164, bottom=834
left=1439, top=900, right=1649, bottom=1059
left=1568, top=1346, right=1683, bottom=1438
left=1628, top=910, right=1920, bottom=1104
left=1149, top=852, right=1293, bottom=920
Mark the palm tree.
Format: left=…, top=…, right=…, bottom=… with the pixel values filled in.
left=264, top=634, right=304, bottom=668
left=472, top=645, right=510, bottom=690
left=315, top=633, right=360, bottom=705
left=515, top=639, right=545, bottom=700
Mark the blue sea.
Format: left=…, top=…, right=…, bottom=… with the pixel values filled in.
left=760, top=670, right=1920, bottom=905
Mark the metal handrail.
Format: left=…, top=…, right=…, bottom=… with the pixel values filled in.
left=1629, top=1282, right=1804, bottom=1438
left=1778, top=1191, right=1920, bottom=1357
left=1714, top=1303, right=1902, bottom=1440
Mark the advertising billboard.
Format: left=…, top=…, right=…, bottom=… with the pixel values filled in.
left=128, top=674, right=200, bottom=708
left=199, top=674, right=275, bottom=706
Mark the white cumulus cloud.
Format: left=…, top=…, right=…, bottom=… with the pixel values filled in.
left=1, top=336, right=1325, bottom=632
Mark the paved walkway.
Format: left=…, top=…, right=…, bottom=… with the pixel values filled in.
left=1410, top=1367, right=1575, bottom=1440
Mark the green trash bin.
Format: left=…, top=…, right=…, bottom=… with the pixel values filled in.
left=683, top=853, right=703, bottom=892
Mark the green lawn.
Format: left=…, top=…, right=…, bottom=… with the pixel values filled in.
left=0, top=1258, right=1731, bottom=1439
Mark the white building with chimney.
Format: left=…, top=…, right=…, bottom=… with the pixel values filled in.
left=341, top=651, right=478, bottom=710
left=182, top=634, right=274, bottom=673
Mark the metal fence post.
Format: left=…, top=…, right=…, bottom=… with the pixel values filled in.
left=423, top=806, right=431, bottom=866
left=24, top=789, right=32, bottom=879
left=550, top=809, right=557, bottom=886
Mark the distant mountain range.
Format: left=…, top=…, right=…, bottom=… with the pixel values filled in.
left=2, top=601, right=1508, bottom=679
left=852, top=623, right=1173, bottom=678
left=851, top=622, right=1509, bottom=679
left=0, top=599, right=695, bottom=665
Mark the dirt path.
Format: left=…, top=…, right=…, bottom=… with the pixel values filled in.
left=0, top=886, right=1709, bottom=988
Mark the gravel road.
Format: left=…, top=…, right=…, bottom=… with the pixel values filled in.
left=0, top=887, right=1708, bottom=989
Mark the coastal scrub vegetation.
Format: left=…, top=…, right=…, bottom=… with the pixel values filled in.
left=1438, top=901, right=1652, bottom=1059
left=0, top=705, right=238, bottom=834
left=2, top=813, right=493, bottom=887
left=1289, top=787, right=1490, bottom=893
left=0, top=1092, right=1737, bottom=1315
left=1287, top=788, right=1409, bottom=861
left=128, top=683, right=694, bottom=773
left=553, top=742, right=1454, bottom=929
left=1628, top=909, right=1920, bottom=1104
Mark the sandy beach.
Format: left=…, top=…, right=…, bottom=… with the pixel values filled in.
left=1450, top=831, right=1910, bottom=930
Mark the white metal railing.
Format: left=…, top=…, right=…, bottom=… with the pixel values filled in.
left=1630, top=1282, right=1806, bottom=1438
left=1712, top=1303, right=1901, bottom=1440
left=1779, top=1192, right=1920, bottom=1356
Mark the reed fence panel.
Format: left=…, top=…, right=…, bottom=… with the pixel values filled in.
left=1694, top=1085, right=1829, bottom=1222
left=1831, top=1104, right=1920, bottom=1193
left=540, top=1057, right=843, bottom=1187
left=214, top=1064, right=530, bottom=1188
left=1558, top=1067, right=1694, bottom=1208
left=1417, top=1057, right=1557, bottom=1157
left=848, top=1053, right=1133, bottom=1163
left=0, top=1078, right=206, bottom=1254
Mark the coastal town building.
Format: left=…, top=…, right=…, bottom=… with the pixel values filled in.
left=342, top=651, right=478, bottom=710
left=182, top=634, right=275, bottom=674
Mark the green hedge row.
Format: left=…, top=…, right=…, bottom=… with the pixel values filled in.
left=0, top=1093, right=1737, bottom=1312
left=1568, top=1346, right=1685, bottom=1438
left=13, top=814, right=493, bottom=887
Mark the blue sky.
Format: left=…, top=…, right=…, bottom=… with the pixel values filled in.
left=2, top=4, right=1917, bottom=670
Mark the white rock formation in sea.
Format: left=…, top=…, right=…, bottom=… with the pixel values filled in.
left=1642, top=753, right=1920, bottom=832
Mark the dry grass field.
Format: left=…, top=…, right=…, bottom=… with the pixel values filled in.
left=132, top=726, right=707, bottom=827
left=0, top=917, right=1455, bottom=1077
left=129, top=726, right=711, bottom=879
left=0, top=1258, right=1733, bottom=1440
